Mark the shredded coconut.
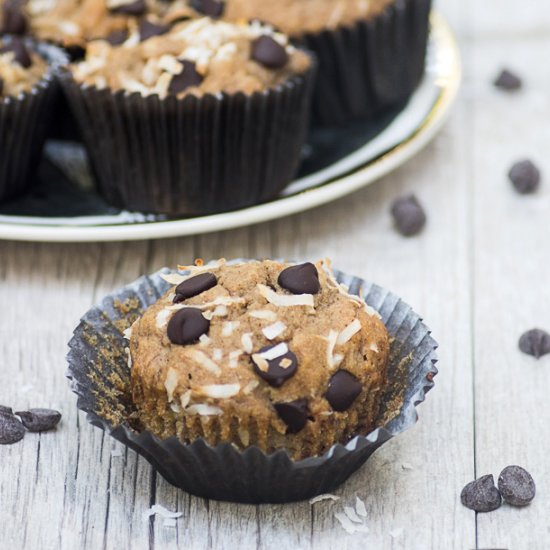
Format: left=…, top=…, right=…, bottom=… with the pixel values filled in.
left=229, top=350, right=242, bottom=368
left=156, top=308, right=174, bottom=329
left=257, top=284, right=315, bottom=308
left=325, top=330, right=339, bottom=368
left=262, top=321, right=287, bottom=340
left=249, top=310, right=277, bottom=321
left=259, top=342, right=288, bottom=360
left=164, top=368, right=179, bottom=402
left=344, top=506, right=364, bottom=524
left=123, top=326, right=133, bottom=339
left=242, top=380, right=259, bottom=394
left=187, top=350, right=221, bottom=376
left=336, top=319, right=361, bottom=345
left=222, top=321, right=239, bottom=337
left=369, top=342, right=379, bottom=353
left=355, top=497, right=368, bottom=518
left=212, top=348, right=222, bottom=361
left=186, top=403, right=223, bottom=416
left=241, top=333, right=253, bottom=354
left=199, top=334, right=211, bottom=346
left=309, top=494, right=340, bottom=504
left=180, top=390, right=191, bottom=409
left=143, top=504, right=182, bottom=521
left=196, top=383, right=240, bottom=399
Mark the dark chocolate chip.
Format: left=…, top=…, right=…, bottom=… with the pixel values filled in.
left=390, top=195, right=426, bottom=237
left=326, top=370, right=362, bottom=412
left=0, top=37, right=32, bottom=68
left=494, top=69, right=522, bottom=91
left=139, top=20, right=170, bottom=42
left=65, top=44, right=86, bottom=62
left=168, top=60, right=203, bottom=95
left=0, top=412, right=25, bottom=444
left=251, top=344, right=298, bottom=387
left=460, top=475, right=502, bottom=513
left=519, top=328, right=550, bottom=359
left=0, top=405, right=13, bottom=416
left=2, top=0, right=27, bottom=35
left=498, top=465, right=536, bottom=506
left=173, top=272, right=217, bottom=303
left=274, top=399, right=308, bottom=433
left=167, top=307, right=209, bottom=345
left=508, top=160, right=541, bottom=194
left=278, top=263, right=320, bottom=295
left=105, top=28, right=129, bottom=46
left=109, top=0, right=146, bottom=16
left=190, top=0, right=224, bottom=18
left=15, top=408, right=61, bottom=432
left=251, top=35, right=288, bottom=69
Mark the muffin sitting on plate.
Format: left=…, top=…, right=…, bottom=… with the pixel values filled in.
left=129, top=259, right=390, bottom=459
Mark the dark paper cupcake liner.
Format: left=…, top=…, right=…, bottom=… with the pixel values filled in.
left=67, top=262, right=438, bottom=504
left=59, top=61, right=316, bottom=216
left=299, top=0, right=432, bottom=128
left=0, top=39, right=67, bottom=201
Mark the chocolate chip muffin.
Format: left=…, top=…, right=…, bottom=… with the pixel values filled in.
left=60, top=18, right=315, bottom=215
left=0, top=37, right=65, bottom=201
left=129, top=259, right=390, bottom=459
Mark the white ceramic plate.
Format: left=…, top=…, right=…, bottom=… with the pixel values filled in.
left=0, top=12, right=460, bottom=243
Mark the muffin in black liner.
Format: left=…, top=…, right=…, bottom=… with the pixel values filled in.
left=66, top=262, right=438, bottom=504
left=0, top=38, right=67, bottom=201
left=299, top=0, right=432, bottom=128
left=58, top=60, right=316, bottom=216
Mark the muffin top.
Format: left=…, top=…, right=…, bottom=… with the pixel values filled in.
left=0, top=37, right=48, bottom=97
left=129, top=259, right=389, bottom=439
left=183, top=0, right=395, bottom=36
left=70, top=17, right=310, bottom=97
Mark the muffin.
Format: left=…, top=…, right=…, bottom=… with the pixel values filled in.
left=0, top=36, right=65, bottom=201
left=183, top=0, right=432, bottom=127
left=60, top=18, right=315, bottom=215
left=129, top=259, right=390, bottom=459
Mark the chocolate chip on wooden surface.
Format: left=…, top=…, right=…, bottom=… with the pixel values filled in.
left=274, top=399, right=308, bottom=433
left=278, top=263, right=320, bottom=295
left=390, top=195, right=426, bottom=237
left=167, top=307, right=209, bottom=345
left=173, top=272, right=217, bottom=303
left=494, top=68, right=522, bottom=91
left=518, top=328, right=550, bottom=359
left=2, top=0, right=27, bottom=35
left=139, top=20, right=170, bottom=42
left=168, top=60, right=203, bottom=94
left=105, top=29, right=129, bottom=46
left=251, top=35, right=288, bottom=69
left=0, top=37, right=31, bottom=68
left=15, top=408, right=61, bottom=432
left=460, top=475, right=502, bottom=512
left=508, top=160, right=541, bottom=194
left=326, top=370, right=362, bottom=412
left=190, top=0, right=224, bottom=18
left=0, top=412, right=25, bottom=444
left=498, top=465, right=536, bottom=506
left=109, top=0, right=146, bottom=16
left=252, top=344, right=298, bottom=387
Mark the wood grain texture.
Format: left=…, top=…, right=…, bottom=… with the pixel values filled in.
left=1, top=0, right=544, bottom=547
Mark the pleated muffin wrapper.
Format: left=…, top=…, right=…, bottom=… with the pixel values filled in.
left=58, top=59, right=316, bottom=216
left=67, top=262, right=438, bottom=504
left=0, top=39, right=68, bottom=201
left=298, top=0, right=432, bottom=128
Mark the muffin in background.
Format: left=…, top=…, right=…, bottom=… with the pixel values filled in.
left=129, top=259, right=390, bottom=459
left=60, top=18, right=315, bottom=215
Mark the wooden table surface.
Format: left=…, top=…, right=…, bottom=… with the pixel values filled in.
left=2, top=0, right=549, bottom=548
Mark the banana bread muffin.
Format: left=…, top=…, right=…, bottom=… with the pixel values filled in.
left=129, top=259, right=390, bottom=459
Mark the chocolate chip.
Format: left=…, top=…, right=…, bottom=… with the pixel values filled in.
left=2, top=0, right=27, bottom=35
left=15, top=408, right=61, bottom=432
left=190, top=0, right=224, bottom=18
left=519, top=328, right=550, bottom=359
left=494, top=69, right=522, bottom=91
left=0, top=37, right=32, bottom=68
left=0, top=405, right=13, bottom=416
left=0, top=412, right=25, bottom=444
left=390, top=195, right=426, bottom=237
left=105, top=28, right=129, bottom=46
left=326, top=370, right=362, bottom=412
left=139, top=20, right=170, bottom=42
left=251, top=35, right=288, bottom=69
left=460, top=475, right=502, bottom=513
left=274, top=399, right=308, bottom=433
left=167, top=307, right=209, bottom=345
left=173, top=272, right=217, bottom=303
left=65, top=44, right=86, bottom=62
left=498, top=465, right=536, bottom=506
left=109, top=0, right=146, bottom=16
left=168, top=60, right=203, bottom=95
left=251, top=344, right=298, bottom=387
left=278, top=263, right=320, bottom=295
left=508, top=160, right=541, bottom=194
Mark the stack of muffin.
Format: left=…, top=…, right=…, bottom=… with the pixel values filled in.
left=0, top=0, right=431, bottom=214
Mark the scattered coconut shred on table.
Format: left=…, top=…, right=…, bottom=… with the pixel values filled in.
left=143, top=504, right=183, bottom=524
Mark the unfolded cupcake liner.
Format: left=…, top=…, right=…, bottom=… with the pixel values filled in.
left=299, top=0, right=432, bottom=128
left=0, top=39, right=67, bottom=201
left=58, top=60, right=316, bottom=216
left=67, top=262, right=438, bottom=504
